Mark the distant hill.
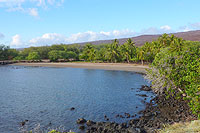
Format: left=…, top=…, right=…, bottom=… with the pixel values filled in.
left=17, top=30, right=200, bottom=50
left=77, top=30, right=200, bottom=46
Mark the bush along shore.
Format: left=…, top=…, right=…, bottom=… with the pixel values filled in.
left=74, top=85, right=198, bottom=133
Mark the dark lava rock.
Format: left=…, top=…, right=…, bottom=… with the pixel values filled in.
left=84, top=91, right=198, bottom=133
left=20, top=121, right=26, bottom=126
left=79, top=125, right=85, bottom=130
left=70, top=107, right=75, bottom=111
left=137, top=94, right=148, bottom=97
left=125, top=113, right=131, bottom=118
left=115, top=114, right=120, bottom=118
left=127, top=127, right=137, bottom=133
left=20, top=120, right=28, bottom=126
left=86, top=120, right=96, bottom=126
left=144, top=112, right=153, bottom=117
left=119, top=115, right=125, bottom=118
left=140, top=85, right=152, bottom=91
left=76, top=118, right=86, bottom=124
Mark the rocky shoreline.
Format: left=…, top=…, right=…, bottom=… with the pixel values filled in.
left=76, top=86, right=197, bottom=133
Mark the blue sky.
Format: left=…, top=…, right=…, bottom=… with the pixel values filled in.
left=0, top=0, right=200, bottom=48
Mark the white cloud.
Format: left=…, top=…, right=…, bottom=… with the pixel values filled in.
left=29, top=8, right=38, bottom=17
left=190, top=22, right=200, bottom=29
left=0, top=0, right=25, bottom=10
left=9, top=22, right=200, bottom=48
left=141, top=25, right=173, bottom=35
left=160, top=25, right=171, bottom=31
left=0, top=33, right=5, bottom=39
left=0, top=0, right=64, bottom=17
left=178, top=26, right=191, bottom=32
left=31, top=0, right=64, bottom=7
left=28, top=30, right=136, bottom=46
left=29, top=33, right=68, bottom=45
left=10, top=34, right=23, bottom=47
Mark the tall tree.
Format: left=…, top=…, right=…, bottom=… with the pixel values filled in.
left=106, top=39, right=120, bottom=63
left=138, top=47, right=145, bottom=65
left=120, top=38, right=136, bottom=63
left=48, top=50, right=60, bottom=62
left=27, top=52, right=41, bottom=61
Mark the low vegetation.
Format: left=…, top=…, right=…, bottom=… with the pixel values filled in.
left=159, top=120, right=200, bottom=133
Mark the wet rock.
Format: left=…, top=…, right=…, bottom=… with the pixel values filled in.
left=79, top=125, right=85, bottom=130
left=121, top=123, right=127, bottom=128
left=76, top=118, right=86, bottom=124
left=86, top=120, right=96, bottom=126
left=119, top=115, right=125, bottom=118
left=20, top=121, right=26, bottom=126
left=85, top=90, right=198, bottom=133
left=131, top=114, right=137, bottom=118
left=125, top=113, right=131, bottom=118
left=127, top=127, right=137, bottom=133
left=140, top=85, right=151, bottom=91
left=137, top=94, right=148, bottom=97
left=115, top=114, right=120, bottom=118
left=70, top=107, right=75, bottom=111
left=144, top=112, right=153, bottom=117
left=20, top=120, right=28, bottom=126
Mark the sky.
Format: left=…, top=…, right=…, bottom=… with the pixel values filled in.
left=0, top=0, right=200, bottom=48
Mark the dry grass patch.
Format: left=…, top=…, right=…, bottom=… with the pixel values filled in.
left=159, top=120, right=200, bottom=133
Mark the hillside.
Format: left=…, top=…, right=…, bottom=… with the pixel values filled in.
left=77, top=30, right=200, bottom=46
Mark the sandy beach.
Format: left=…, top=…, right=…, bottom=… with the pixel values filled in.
left=10, top=62, right=149, bottom=73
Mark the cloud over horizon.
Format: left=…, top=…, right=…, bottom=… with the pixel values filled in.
left=10, top=34, right=24, bottom=47
left=9, top=26, right=173, bottom=48
left=5, top=22, right=200, bottom=48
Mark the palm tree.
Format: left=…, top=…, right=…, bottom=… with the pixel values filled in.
left=121, top=38, right=136, bottom=63
left=88, top=48, right=96, bottom=61
left=106, top=39, right=120, bottom=63
left=158, top=33, right=170, bottom=47
left=170, top=38, right=184, bottom=53
left=138, top=48, right=145, bottom=65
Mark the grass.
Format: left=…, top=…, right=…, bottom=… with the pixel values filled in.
left=159, top=120, right=200, bottom=133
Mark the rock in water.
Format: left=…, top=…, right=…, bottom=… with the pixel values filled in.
left=79, top=125, right=85, bottom=130
left=86, top=120, right=96, bottom=126
left=140, top=85, right=151, bottom=91
left=70, top=107, right=75, bottom=111
left=76, top=118, right=87, bottom=124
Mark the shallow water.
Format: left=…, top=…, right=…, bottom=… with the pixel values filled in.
left=0, top=65, right=154, bottom=133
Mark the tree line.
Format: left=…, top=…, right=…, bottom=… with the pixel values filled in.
left=0, top=34, right=186, bottom=64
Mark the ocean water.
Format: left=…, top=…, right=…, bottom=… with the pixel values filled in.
left=0, top=65, right=154, bottom=133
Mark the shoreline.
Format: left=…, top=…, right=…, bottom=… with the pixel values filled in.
left=85, top=87, right=198, bottom=133
left=9, top=62, right=149, bottom=73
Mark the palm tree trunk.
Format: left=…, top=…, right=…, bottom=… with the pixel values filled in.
left=127, top=56, right=129, bottom=63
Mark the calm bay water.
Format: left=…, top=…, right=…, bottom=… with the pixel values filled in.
left=0, top=65, right=154, bottom=133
